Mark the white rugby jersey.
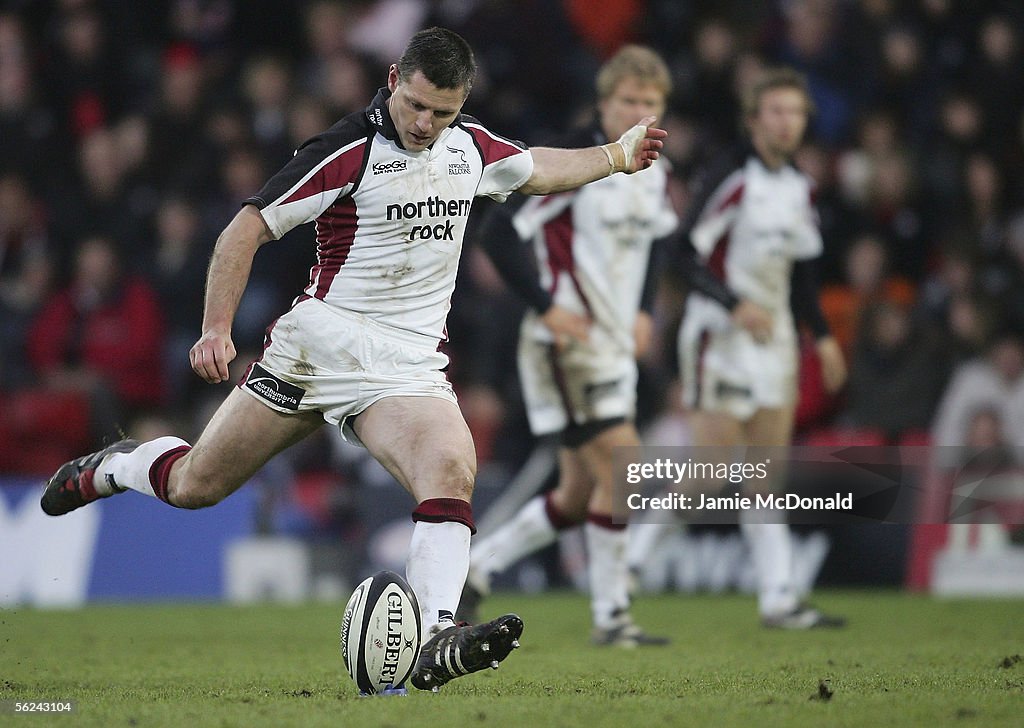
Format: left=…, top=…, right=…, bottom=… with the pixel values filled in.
left=684, top=148, right=822, bottom=341
left=246, top=88, right=534, bottom=342
left=512, top=129, right=677, bottom=354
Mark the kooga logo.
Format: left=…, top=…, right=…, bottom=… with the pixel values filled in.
left=373, top=159, right=407, bottom=175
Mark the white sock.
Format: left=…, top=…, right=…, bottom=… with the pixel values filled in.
left=95, top=436, right=191, bottom=498
left=469, top=495, right=558, bottom=591
left=406, top=520, right=471, bottom=637
left=584, top=520, right=630, bottom=630
left=740, top=510, right=797, bottom=617
left=626, top=520, right=678, bottom=573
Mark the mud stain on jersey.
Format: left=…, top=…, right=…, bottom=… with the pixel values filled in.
left=381, top=263, right=415, bottom=282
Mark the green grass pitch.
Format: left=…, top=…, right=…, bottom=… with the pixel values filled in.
left=3, top=591, right=1022, bottom=727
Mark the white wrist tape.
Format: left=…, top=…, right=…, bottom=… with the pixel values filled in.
left=616, top=123, right=648, bottom=170
left=600, top=143, right=617, bottom=171
left=600, top=141, right=626, bottom=173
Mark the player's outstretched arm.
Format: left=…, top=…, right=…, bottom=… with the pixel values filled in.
left=190, top=205, right=274, bottom=384
left=518, top=115, right=667, bottom=195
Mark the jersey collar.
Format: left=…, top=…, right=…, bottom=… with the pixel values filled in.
left=747, top=142, right=797, bottom=173
left=366, top=87, right=401, bottom=144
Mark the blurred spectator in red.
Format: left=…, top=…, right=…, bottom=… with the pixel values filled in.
left=26, top=235, right=166, bottom=429
left=819, top=233, right=916, bottom=357
left=169, top=0, right=234, bottom=57
left=42, top=3, right=119, bottom=138
left=148, top=42, right=210, bottom=192
left=563, top=0, right=644, bottom=59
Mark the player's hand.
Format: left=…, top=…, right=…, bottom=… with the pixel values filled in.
left=190, top=330, right=237, bottom=384
left=605, top=115, right=667, bottom=174
left=816, top=336, right=847, bottom=394
left=540, top=305, right=591, bottom=350
left=634, top=310, right=654, bottom=358
left=732, top=300, right=773, bottom=344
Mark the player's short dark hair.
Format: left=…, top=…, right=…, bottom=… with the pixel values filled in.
left=742, top=67, right=815, bottom=118
left=396, top=27, right=476, bottom=96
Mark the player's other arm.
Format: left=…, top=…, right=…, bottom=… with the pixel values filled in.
left=190, top=205, right=274, bottom=383
left=518, top=116, right=666, bottom=195
left=670, top=229, right=773, bottom=343
left=790, top=258, right=847, bottom=393
left=673, top=155, right=772, bottom=341
left=476, top=202, right=590, bottom=345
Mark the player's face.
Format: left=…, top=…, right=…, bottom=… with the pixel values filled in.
left=748, top=87, right=809, bottom=159
left=387, top=66, right=467, bottom=152
left=599, top=77, right=666, bottom=141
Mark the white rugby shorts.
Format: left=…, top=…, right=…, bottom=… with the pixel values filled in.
left=678, top=300, right=797, bottom=421
left=517, top=325, right=637, bottom=437
left=239, top=297, right=457, bottom=444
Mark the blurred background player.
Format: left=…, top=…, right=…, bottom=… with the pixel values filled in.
left=675, top=67, right=847, bottom=628
left=459, top=46, right=676, bottom=647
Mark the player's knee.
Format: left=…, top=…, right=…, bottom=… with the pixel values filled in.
left=169, top=485, right=225, bottom=510
left=551, top=482, right=589, bottom=522
left=431, top=451, right=476, bottom=500
left=167, top=470, right=234, bottom=509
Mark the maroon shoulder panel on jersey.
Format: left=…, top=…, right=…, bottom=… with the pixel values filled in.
left=246, top=112, right=372, bottom=211
left=460, top=118, right=527, bottom=166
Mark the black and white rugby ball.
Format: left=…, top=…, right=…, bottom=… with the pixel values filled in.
left=340, top=570, right=421, bottom=695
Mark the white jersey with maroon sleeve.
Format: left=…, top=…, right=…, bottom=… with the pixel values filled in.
left=678, top=148, right=823, bottom=419
left=508, top=128, right=677, bottom=435
left=245, top=87, right=533, bottom=344
left=685, top=151, right=822, bottom=344
left=512, top=130, right=677, bottom=356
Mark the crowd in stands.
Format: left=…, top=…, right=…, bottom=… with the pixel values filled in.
left=2, top=1, right=1023, bottom=504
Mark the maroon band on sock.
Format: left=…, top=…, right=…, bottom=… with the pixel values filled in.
left=412, top=498, right=476, bottom=534
left=148, top=445, right=191, bottom=506
left=544, top=491, right=582, bottom=531
left=586, top=511, right=627, bottom=531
